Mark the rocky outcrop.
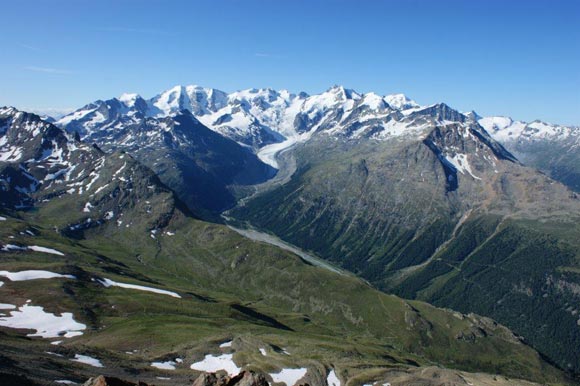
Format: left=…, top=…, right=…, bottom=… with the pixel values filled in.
left=82, top=375, right=147, bottom=386
left=192, top=371, right=270, bottom=386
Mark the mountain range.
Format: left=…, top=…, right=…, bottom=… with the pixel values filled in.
left=55, top=85, right=580, bottom=194
left=1, top=83, right=579, bottom=385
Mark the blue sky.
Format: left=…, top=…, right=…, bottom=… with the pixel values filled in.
left=0, top=0, right=578, bottom=124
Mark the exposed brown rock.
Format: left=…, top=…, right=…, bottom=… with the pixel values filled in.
left=192, top=371, right=269, bottom=386
left=82, top=375, right=143, bottom=386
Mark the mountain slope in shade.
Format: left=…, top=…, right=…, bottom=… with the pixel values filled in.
left=479, top=116, right=580, bottom=192
left=56, top=98, right=276, bottom=215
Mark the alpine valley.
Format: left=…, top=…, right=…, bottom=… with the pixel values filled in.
left=0, top=84, right=579, bottom=386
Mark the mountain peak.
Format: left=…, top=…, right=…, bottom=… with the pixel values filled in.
left=464, top=110, right=482, bottom=121
left=0, top=106, right=18, bottom=116
left=384, top=93, right=419, bottom=110
left=360, top=92, right=387, bottom=110
left=118, top=92, right=141, bottom=106
left=327, top=85, right=361, bottom=100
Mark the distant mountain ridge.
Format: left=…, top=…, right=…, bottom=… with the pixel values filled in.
left=56, top=97, right=276, bottom=215
left=56, top=85, right=579, bottom=192
left=478, top=116, right=580, bottom=192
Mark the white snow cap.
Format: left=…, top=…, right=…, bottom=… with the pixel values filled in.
left=384, top=93, right=419, bottom=110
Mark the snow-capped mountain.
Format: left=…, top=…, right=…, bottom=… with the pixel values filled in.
left=56, top=85, right=426, bottom=153
left=479, top=116, right=580, bottom=143
left=0, top=106, right=104, bottom=209
left=479, top=116, right=580, bottom=191
left=56, top=84, right=579, bottom=194
left=56, top=98, right=276, bottom=214
left=0, top=107, right=183, bottom=238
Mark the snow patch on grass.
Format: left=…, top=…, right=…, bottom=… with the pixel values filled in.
left=0, top=303, right=86, bottom=338
left=151, top=360, right=177, bottom=370
left=99, top=278, right=181, bottom=298
left=269, top=368, right=308, bottom=386
left=190, top=353, right=240, bottom=375
left=0, top=270, right=74, bottom=281
left=327, top=369, right=340, bottom=386
left=71, top=354, right=103, bottom=368
left=1, top=244, right=65, bottom=256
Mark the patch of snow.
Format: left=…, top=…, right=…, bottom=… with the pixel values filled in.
left=327, top=370, right=340, bottom=386
left=55, top=381, right=77, bottom=385
left=0, top=216, right=6, bottom=221
left=71, top=354, right=104, bottom=368
left=1, top=244, right=26, bottom=252
left=57, top=107, right=97, bottom=126
left=92, top=183, right=109, bottom=196
left=0, top=146, right=23, bottom=162
left=1, top=244, right=64, bottom=256
left=0, top=270, right=74, bottom=281
left=0, top=303, right=15, bottom=309
left=83, top=202, right=93, bottom=213
left=219, top=340, right=233, bottom=348
left=269, top=368, right=308, bottom=386
left=99, top=278, right=181, bottom=298
left=444, top=153, right=481, bottom=180
left=151, top=360, right=177, bottom=370
left=360, top=93, right=385, bottom=110
left=51, top=340, right=63, bottom=345
left=259, top=348, right=267, bottom=356
left=0, top=303, right=86, bottom=338
left=190, top=353, right=241, bottom=375
left=384, top=93, right=419, bottom=110
left=29, top=245, right=65, bottom=255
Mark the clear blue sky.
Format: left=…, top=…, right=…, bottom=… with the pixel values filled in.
left=0, top=0, right=578, bottom=124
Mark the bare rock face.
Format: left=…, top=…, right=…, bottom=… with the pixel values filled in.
left=82, top=375, right=147, bottom=386
left=232, top=371, right=270, bottom=386
left=192, top=371, right=269, bottom=386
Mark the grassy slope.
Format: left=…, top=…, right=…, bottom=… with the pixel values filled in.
left=0, top=211, right=570, bottom=385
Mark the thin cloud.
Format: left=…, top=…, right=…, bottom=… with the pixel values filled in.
left=26, top=107, right=75, bottom=119
left=24, top=66, right=73, bottom=75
